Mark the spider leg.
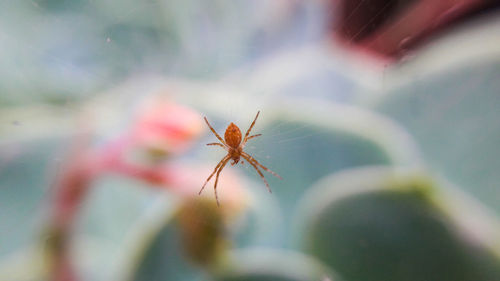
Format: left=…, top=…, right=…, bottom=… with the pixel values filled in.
left=206, top=142, right=226, bottom=148
left=242, top=152, right=282, bottom=180
left=245, top=134, right=262, bottom=142
left=213, top=157, right=231, bottom=206
left=199, top=155, right=230, bottom=195
left=243, top=111, right=260, bottom=143
left=241, top=154, right=272, bottom=193
left=204, top=117, right=227, bottom=145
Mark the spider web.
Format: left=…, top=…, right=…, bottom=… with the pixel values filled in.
left=0, top=0, right=450, bottom=279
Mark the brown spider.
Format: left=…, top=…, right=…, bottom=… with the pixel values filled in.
left=199, top=111, right=282, bottom=205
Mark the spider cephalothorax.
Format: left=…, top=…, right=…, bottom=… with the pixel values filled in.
left=199, top=111, right=282, bottom=205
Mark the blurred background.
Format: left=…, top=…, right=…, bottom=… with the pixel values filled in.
left=1, top=0, right=500, bottom=280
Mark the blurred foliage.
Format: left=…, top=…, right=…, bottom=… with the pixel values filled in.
left=300, top=170, right=500, bottom=281
left=0, top=0, right=325, bottom=106
left=374, top=61, right=500, bottom=214
left=1, top=1, right=500, bottom=281
left=0, top=138, right=66, bottom=257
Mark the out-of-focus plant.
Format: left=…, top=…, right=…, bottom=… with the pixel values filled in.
left=42, top=97, right=252, bottom=281
left=297, top=167, right=500, bottom=281
left=32, top=92, right=500, bottom=281
left=1, top=1, right=499, bottom=280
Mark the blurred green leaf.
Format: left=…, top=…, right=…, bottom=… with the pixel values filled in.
left=299, top=167, right=500, bottom=281
left=0, top=138, right=66, bottom=257
left=238, top=102, right=419, bottom=247
left=374, top=60, right=500, bottom=215
left=130, top=219, right=206, bottom=281
left=214, top=249, right=338, bottom=281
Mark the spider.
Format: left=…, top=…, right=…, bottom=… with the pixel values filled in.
left=199, top=111, right=282, bottom=205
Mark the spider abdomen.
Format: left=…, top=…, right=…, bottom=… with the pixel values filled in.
left=224, top=123, right=242, bottom=148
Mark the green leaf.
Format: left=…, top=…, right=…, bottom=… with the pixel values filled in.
left=214, top=249, right=339, bottom=281
left=298, top=167, right=500, bottom=281
left=240, top=101, right=420, bottom=247
left=0, top=137, right=66, bottom=257
left=373, top=60, right=500, bottom=215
